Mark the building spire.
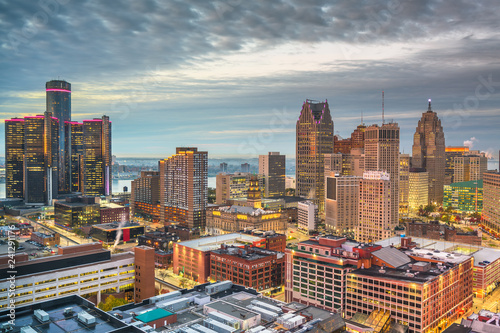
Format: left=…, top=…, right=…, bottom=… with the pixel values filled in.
left=428, top=98, right=432, bottom=112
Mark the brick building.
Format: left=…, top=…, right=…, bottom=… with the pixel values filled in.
left=100, top=203, right=129, bottom=224
left=210, top=245, right=285, bottom=291
left=31, top=231, right=60, bottom=247
left=406, top=220, right=441, bottom=240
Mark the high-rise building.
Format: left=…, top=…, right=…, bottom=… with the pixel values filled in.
left=408, top=168, right=429, bottom=211
left=5, top=118, right=25, bottom=198
left=241, top=163, right=250, bottom=173
left=364, top=123, right=400, bottom=227
left=215, top=172, right=264, bottom=205
left=159, top=147, right=208, bottom=229
left=399, top=153, right=410, bottom=216
left=219, top=162, right=228, bottom=173
left=67, top=121, right=83, bottom=192
left=324, top=153, right=342, bottom=176
left=325, top=172, right=360, bottom=234
left=131, top=171, right=161, bottom=221
left=82, top=116, right=112, bottom=196
left=333, top=124, right=366, bottom=154
left=296, top=100, right=334, bottom=211
left=412, top=100, right=445, bottom=204
left=356, top=171, right=393, bottom=243
left=483, top=171, right=500, bottom=233
left=259, top=152, right=285, bottom=197
left=454, top=153, right=488, bottom=183
left=445, top=146, right=469, bottom=184
left=24, top=112, right=59, bottom=205
left=46, top=80, right=71, bottom=193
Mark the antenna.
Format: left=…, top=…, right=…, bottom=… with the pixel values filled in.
left=361, top=111, right=364, bottom=125
left=382, top=91, right=385, bottom=124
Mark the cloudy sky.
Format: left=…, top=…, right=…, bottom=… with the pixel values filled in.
left=0, top=0, right=499, bottom=166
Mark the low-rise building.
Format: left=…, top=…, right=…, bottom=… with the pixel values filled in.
left=100, top=202, right=130, bottom=224
left=54, top=196, right=101, bottom=228
left=30, top=231, right=60, bottom=246
left=173, top=233, right=265, bottom=283
left=210, top=246, right=285, bottom=291
left=472, top=248, right=500, bottom=298
left=444, top=180, right=483, bottom=212
left=89, top=222, right=145, bottom=245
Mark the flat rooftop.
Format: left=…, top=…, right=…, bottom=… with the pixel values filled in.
left=0, top=295, right=141, bottom=332
left=205, top=300, right=260, bottom=319
left=473, top=248, right=500, bottom=266
left=179, top=233, right=263, bottom=252
left=92, top=222, right=142, bottom=230
left=211, top=246, right=283, bottom=260
left=377, top=236, right=483, bottom=254
left=404, top=248, right=472, bottom=265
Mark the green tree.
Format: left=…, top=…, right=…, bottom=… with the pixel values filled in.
left=72, top=227, right=85, bottom=237
left=97, top=295, right=128, bottom=311
left=207, top=188, right=216, bottom=204
left=11, top=239, right=19, bottom=250
left=285, top=188, right=295, bottom=196
left=179, top=277, right=190, bottom=289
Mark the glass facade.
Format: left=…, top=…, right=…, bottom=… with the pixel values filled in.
left=5, top=119, right=25, bottom=198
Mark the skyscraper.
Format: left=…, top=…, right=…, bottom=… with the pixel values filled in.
left=399, top=153, right=410, bottom=216
left=82, top=116, right=112, bottom=196
left=325, top=172, right=360, bottom=234
left=412, top=100, right=445, bottom=204
left=364, top=122, right=400, bottom=228
left=67, top=121, right=83, bottom=192
left=5, top=118, right=24, bottom=198
left=296, top=99, right=334, bottom=211
left=445, top=146, right=469, bottom=184
left=24, top=112, right=59, bottom=204
left=258, top=152, right=285, bottom=197
left=159, top=147, right=208, bottom=229
left=46, top=80, right=71, bottom=193
left=483, top=171, right=500, bottom=233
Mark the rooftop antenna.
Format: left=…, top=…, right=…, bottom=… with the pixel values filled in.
left=382, top=91, right=385, bottom=124
left=361, top=111, right=364, bottom=125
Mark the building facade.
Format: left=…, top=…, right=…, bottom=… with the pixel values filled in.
left=399, top=153, right=410, bottom=216
left=445, top=146, right=469, bottom=184
left=296, top=100, right=334, bottom=211
left=83, top=116, right=112, bottom=196
left=409, top=168, right=429, bottom=211
left=325, top=173, right=360, bottom=234
left=159, top=147, right=208, bottom=229
left=215, top=173, right=264, bottom=205
left=210, top=246, right=285, bottom=291
left=356, top=171, right=393, bottom=243
left=259, top=152, right=286, bottom=197
left=46, top=80, right=72, bottom=193
left=444, top=180, right=483, bottom=212
left=412, top=100, right=446, bottom=204
left=297, top=201, right=318, bottom=233
left=130, top=171, right=161, bottom=221
left=206, top=205, right=287, bottom=235
left=483, top=171, right=500, bottom=232
left=54, top=196, right=101, bottom=228
left=5, top=118, right=25, bottom=199
left=364, top=123, right=400, bottom=228
left=454, top=154, right=488, bottom=183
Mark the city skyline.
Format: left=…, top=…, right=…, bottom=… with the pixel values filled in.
left=1, top=1, right=499, bottom=165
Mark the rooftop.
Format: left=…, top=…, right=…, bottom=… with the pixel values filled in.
left=448, top=179, right=483, bottom=188
left=135, top=308, right=173, bottom=323
left=473, top=248, right=500, bottom=266
left=211, top=246, right=283, bottom=260
left=216, top=205, right=278, bottom=216
left=205, top=300, right=260, bottom=319
left=178, top=233, right=263, bottom=252
left=92, top=222, right=142, bottom=230
left=372, top=247, right=412, bottom=268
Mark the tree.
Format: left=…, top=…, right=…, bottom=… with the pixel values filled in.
left=97, top=295, right=128, bottom=311
left=11, top=239, right=19, bottom=250
left=179, top=277, right=190, bottom=289
left=285, top=188, right=295, bottom=196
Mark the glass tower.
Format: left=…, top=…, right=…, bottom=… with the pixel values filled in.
left=46, top=80, right=71, bottom=193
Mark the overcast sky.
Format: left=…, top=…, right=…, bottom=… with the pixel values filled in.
left=1, top=0, right=499, bottom=166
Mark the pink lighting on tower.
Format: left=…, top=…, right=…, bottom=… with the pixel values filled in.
left=46, top=89, right=71, bottom=93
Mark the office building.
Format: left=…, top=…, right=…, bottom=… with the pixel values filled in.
left=220, top=162, right=228, bottom=173
left=345, top=244, right=474, bottom=333
left=259, top=152, right=286, bottom=197
left=399, top=153, right=410, bottom=216
left=445, top=146, right=469, bottom=184
left=100, top=202, right=129, bottom=224
left=409, top=168, right=429, bottom=211
left=173, top=233, right=265, bottom=283
left=138, top=231, right=180, bottom=252
left=24, top=112, right=59, bottom=205
left=472, top=248, right=500, bottom=299
left=31, top=231, right=60, bottom=247
left=5, top=118, right=25, bottom=198
left=165, top=224, right=200, bottom=241
left=130, top=171, right=161, bottom=221
left=0, top=242, right=154, bottom=308
left=364, top=123, right=400, bottom=227
left=444, top=180, right=483, bottom=212
left=356, top=171, right=393, bottom=243
left=89, top=222, right=144, bottom=245
left=67, top=121, right=84, bottom=192
left=285, top=235, right=381, bottom=313
left=83, top=116, right=112, bottom=196
left=297, top=201, right=318, bottom=233
left=215, top=172, right=264, bottom=205
left=454, top=153, right=488, bottom=183
left=206, top=205, right=287, bottom=234
left=159, top=147, right=208, bottom=229
left=483, top=171, right=500, bottom=232
left=325, top=173, right=360, bottom=234
left=46, top=79, right=72, bottom=193
left=324, top=153, right=343, bottom=176
left=296, top=100, right=334, bottom=211
left=412, top=100, right=446, bottom=204
left=210, top=246, right=285, bottom=291
left=54, top=196, right=101, bottom=228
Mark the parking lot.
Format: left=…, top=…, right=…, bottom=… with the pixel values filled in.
left=0, top=235, right=57, bottom=258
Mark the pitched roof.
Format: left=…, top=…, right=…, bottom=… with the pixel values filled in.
left=372, top=247, right=411, bottom=268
